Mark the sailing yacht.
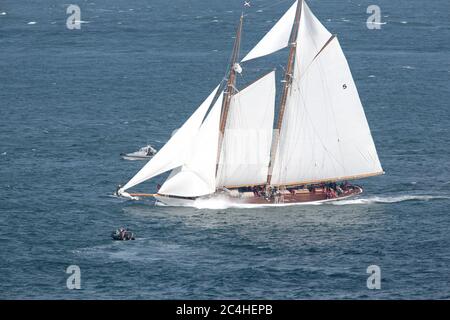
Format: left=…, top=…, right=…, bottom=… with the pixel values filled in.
left=117, top=0, right=384, bottom=206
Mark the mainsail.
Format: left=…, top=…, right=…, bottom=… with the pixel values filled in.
left=119, top=85, right=220, bottom=193
left=216, top=70, right=276, bottom=187
left=270, top=1, right=383, bottom=185
left=158, top=92, right=224, bottom=197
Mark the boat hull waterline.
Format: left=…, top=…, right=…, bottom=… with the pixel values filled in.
left=153, top=186, right=363, bottom=208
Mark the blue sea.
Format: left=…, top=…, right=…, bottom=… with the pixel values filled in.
left=1, top=0, right=449, bottom=299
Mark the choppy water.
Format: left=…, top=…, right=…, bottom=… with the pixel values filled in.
left=1, top=0, right=450, bottom=299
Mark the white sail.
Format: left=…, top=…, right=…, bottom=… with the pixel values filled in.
left=120, top=85, right=220, bottom=192
left=217, top=71, right=276, bottom=187
left=271, top=1, right=383, bottom=185
left=295, top=1, right=333, bottom=73
left=241, top=1, right=297, bottom=62
left=158, top=92, right=224, bottom=197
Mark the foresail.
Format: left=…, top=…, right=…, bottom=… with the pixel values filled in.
left=217, top=71, right=276, bottom=187
left=271, top=2, right=383, bottom=185
left=120, top=85, right=220, bottom=192
left=241, top=1, right=297, bottom=63
left=158, top=92, right=224, bottom=197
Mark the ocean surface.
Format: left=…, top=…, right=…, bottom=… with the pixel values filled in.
left=1, top=0, right=450, bottom=299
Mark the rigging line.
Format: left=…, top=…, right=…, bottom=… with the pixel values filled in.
left=266, top=0, right=302, bottom=185
left=354, top=143, right=373, bottom=164
left=259, top=0, right=293, bottom=11
left=229, top=1, right=294, bottom=74
left=220, top=14, right=244, bottom=90
left=208, top=13, right=245, bottom=124
left=295, top=37, right=339, bottom=84
left=292, top=71, right=347, bottom=172
left=312, top=35, right=336, bottom=61
left=312, top=38, right=375, bottom=174
left=315, top=48, right=346, bottom=171
left=216, top=14, right=244, bottom=179
left=242, top=0, right=293, bottom=18
left=281, top=93, right=333, bottom=181
left=238, top=71, right=247, bottom=85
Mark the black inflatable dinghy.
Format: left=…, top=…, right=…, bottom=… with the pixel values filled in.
left=111, top=228, right=135, bottom=240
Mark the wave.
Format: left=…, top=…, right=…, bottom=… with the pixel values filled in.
left=332, top=195, right=450, bottom=205
left=149, top=192, right=450, bottom=209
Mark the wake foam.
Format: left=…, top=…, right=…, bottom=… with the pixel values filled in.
left=193, top=198, right=236, bottom=210
left=332, top=195, right=450, bottom=205
left=187, top=194, right=449, bottom=209
left=192, top=196, right=326, bottom=210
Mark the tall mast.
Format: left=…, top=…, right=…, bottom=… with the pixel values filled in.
left=266, top=0, right=303, bottom=185
left=215, top=13, right=244, bottom=177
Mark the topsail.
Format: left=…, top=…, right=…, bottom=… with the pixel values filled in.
left=241, top=1, right=297, bottom=62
